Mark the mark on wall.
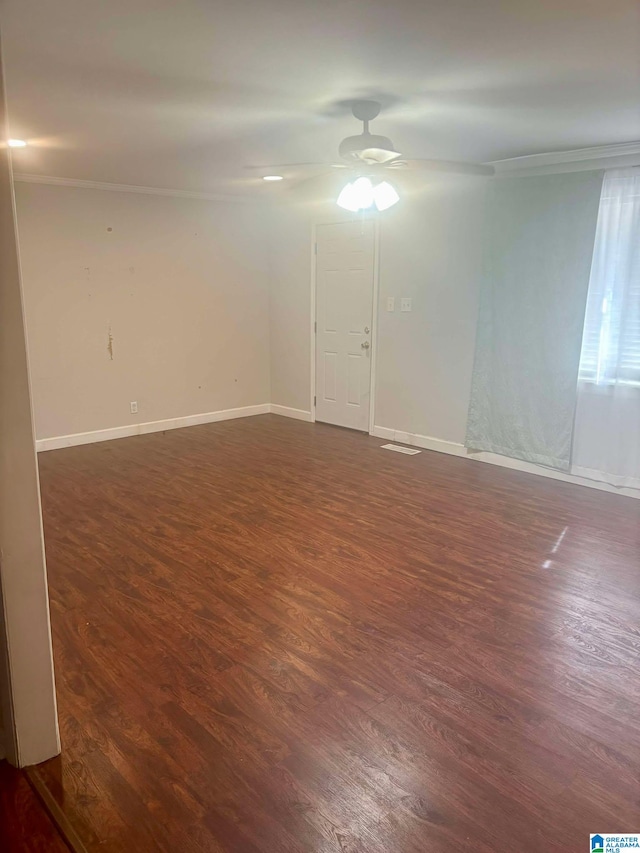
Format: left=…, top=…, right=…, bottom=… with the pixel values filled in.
left=107, top=325, right=114, bottom=361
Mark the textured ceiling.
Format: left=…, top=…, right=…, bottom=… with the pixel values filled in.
left=2, top=0, right=639, bottom=193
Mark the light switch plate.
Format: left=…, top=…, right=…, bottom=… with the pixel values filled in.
left=401, top=298, right=412, bottom=312
left=386, top=296, right=395, bottom=312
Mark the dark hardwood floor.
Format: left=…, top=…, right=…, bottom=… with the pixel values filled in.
left=35, top=414, right=640, bottom=852
left=0, top=760, right=70, bottom=852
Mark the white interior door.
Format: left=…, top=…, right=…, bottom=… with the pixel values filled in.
left=315, top=220, right=375, bottom=431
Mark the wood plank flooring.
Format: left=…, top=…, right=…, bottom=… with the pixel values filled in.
left=35, top=414, right=640, bottom=852
left=0, top=761, right=70, bottom=852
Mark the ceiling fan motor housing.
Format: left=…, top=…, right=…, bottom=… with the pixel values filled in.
left=339, top=133, right=398, bottom=162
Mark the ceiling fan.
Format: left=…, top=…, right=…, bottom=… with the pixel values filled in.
left=249, top=100, right=495, bottom=211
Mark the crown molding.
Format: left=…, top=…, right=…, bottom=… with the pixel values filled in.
left=490, top=141, right=640, bottom=174
left=12, top=172, right=254, bottom=203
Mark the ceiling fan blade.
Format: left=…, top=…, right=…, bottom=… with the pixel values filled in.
left=288, top=169, right=341, bottom=192
left=244, top=162, right=334, bottom=174
left=389, top=158, right=495, bottom=177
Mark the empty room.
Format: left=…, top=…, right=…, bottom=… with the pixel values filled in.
left=1, top=1, right=639, bottom=852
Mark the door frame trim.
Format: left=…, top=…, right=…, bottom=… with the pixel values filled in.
left=310, top=218, right=380, bottom=432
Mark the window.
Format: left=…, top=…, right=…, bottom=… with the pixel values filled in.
left=579, top=169, right=640, bottom=385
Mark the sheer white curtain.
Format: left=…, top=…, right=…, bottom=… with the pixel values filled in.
left=573, top=168, right=640, bottom=489
left=466, top=171, right=604, bottom=471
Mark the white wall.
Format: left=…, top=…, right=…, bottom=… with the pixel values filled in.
left=572, top=384, right=640, bottom=488
left=16, top=178, right=485, bottom=448
left=269, top=205, right=313, bottom=413
left=269, top=178, right=488, bottom=443
left=0, top=48, right=59, bottom=767
left=374, top=181, right=486, bottom=443
left=15, top=183, right=271, bottom=440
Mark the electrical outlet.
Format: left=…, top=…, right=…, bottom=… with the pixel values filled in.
left=401, top=298, right=412, bottom=312
left=386, top=296, right=395, bottom=312
left=130, top=401, right=138, bottom=414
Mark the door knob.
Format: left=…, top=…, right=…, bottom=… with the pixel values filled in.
left=364, top=326, right=370, bottom=334
left=361, top=341, right=370, bottom=349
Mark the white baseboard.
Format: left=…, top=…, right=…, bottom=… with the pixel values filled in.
left=35, top=408, right=639, bottom=500
left=371, top=426, right=468, bottom=458
left=571, top=465, right=640, bottom=493
left=269, top=405, right=314, bottom=422
left=36, top=404, right=271, bottom=452
left=371, top=425, right=640, bottom=500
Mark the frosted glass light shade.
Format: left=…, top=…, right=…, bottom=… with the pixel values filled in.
left=336, top=181, right=361, bottom=212
left=351, top=177, right=374, bottom=209
left=336, top=177, right=399, bottom=212
left=373, top=181, right=399, bottom=211
left=337, top=177, right=375, bottom=211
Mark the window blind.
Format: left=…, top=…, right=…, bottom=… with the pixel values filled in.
left=579, top=170, right=640, bottom=385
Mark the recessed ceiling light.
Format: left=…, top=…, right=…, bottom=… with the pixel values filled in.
left=7, top=139, right=27, bottom=148
left=262, top=175, right=283, bottom=181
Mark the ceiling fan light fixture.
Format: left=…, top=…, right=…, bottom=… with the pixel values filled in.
left=373, top=180, right=399, bottom=211
left=337, top=177, right=369, bottom=212
left=352, top=176, right=374, bottom=208
left=336, top=180, right=360, bottom=212
left=336, top=177, right=399, bottom=212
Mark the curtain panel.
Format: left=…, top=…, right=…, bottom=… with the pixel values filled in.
left=573, top=168, right=640, bottom=490
left=466, top=171, right=604, bottom=471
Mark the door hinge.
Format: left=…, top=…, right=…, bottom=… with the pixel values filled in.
left=314, top=242, right=317, bottom=255
left=314, top=321, right=317, bottom=333
left=314, top=395, right=316, bottom=407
